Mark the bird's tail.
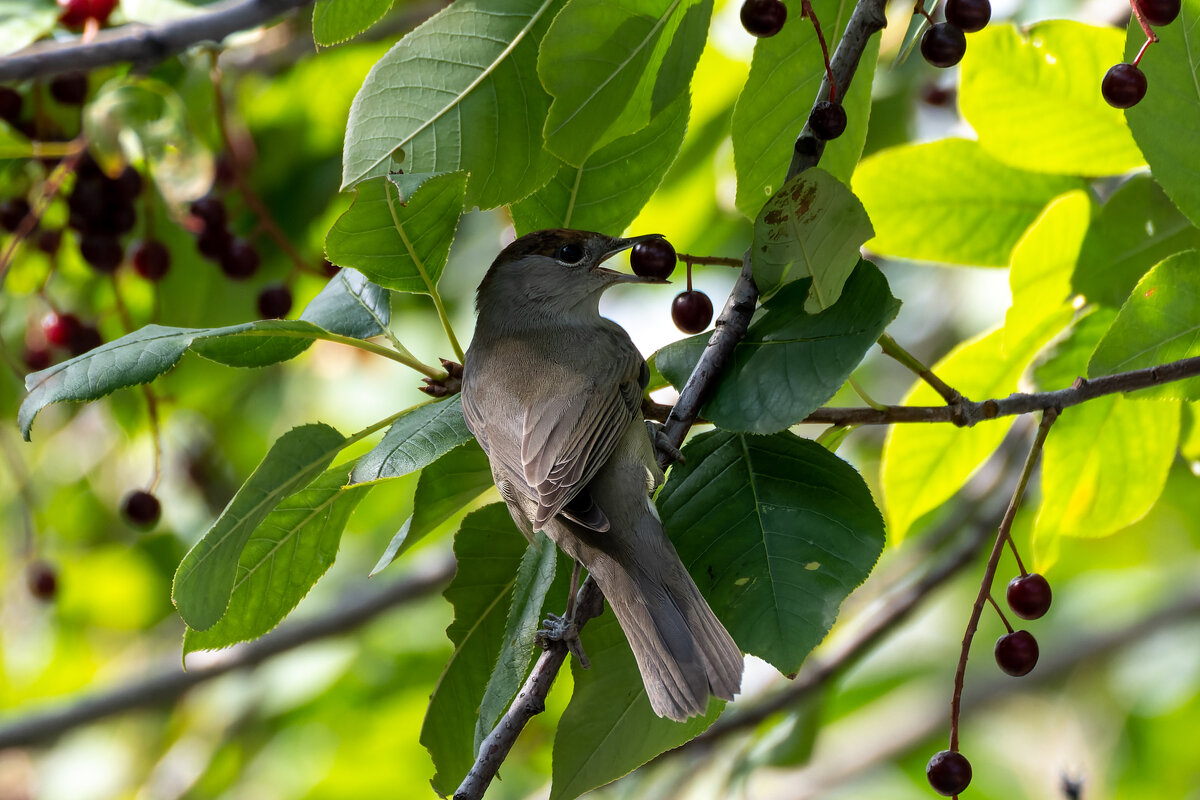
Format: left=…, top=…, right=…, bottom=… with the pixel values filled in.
left=581, top=522, right=743, bottom=721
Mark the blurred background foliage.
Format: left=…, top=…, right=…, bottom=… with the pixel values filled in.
left=1, top=0, right=1198, bottom=798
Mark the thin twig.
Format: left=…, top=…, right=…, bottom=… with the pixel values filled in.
left=877, top=333, right=964, bottom=406
left=0, top=0, right=314, bottom=82
left=676, top=254, right=743, bottom=268
left=949, top=407, right=1057, bottom=752
left=0, top=554, right=455, bottom=749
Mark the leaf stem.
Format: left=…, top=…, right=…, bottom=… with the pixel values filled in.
left=877, top=333, right=964, bottom=406
left=382, top=180, right=465, bottom=363
left=232, top=327, right=444, bottom=379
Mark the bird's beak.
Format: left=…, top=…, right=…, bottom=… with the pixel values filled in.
left=595, top=233, right=670, bottom=284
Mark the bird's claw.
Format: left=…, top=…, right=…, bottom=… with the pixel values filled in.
left=645, top=420, right=685, bottom=466
left=536, top=612, right=590, bottom=669
left=420, top=359, right=464, bottom=397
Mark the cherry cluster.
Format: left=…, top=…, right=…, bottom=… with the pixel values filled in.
left=629, top=239, right=715, bottom=335
left=68, top=152, right=142, bottom=273
left=919, top=0, right=991, bottom=70
left=926, top=570, right=1053, bottom=796
left=1101, top=0, right=1181, bottom=108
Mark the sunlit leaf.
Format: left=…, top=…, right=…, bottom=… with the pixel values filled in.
left=351, top=397, right=472, bottom=485
left=313, top=0, right=394, bottom=46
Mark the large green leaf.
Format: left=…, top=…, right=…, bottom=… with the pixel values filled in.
left=1035, top=318, right=1180, bottom=543
left=474, top=532, right=557, bottom=753
left=172, top=424, right=348, bottom=631
left=1125, top=0, right=1200, bottom=227
left=351, top=397, right=473, bottom=485
left=312, top=0, right=394, bottom=47
left=1003, top=190, right=1092, bottom=354
left=750, top=169, right=874, bottom=308
left=538, top=0, right=712, bottom=165
left=851, top=139, right=1086, bottom=266
left=1088, top=251, right=1200, bottom=399
left=299, top=268, right=391, bottom=340
left=340, top=0, right=560, bottom=208
left=325, top=173, right=466, bottom=295
left=19, top=320, right=344, bottom=440
left=182, top=465, right=370, bottom=654
left=731, top=0, right=877, bottom=218
left=658, top=430, right=884, bottom=674
left=550, top=607, right=724, bottom=800
left=881, top=310, right=1073, bottom=543
left=422, top=504, right=529, bottom=797
left=369, top=440, right=495, bottom=575
left=0, top=1, right=57, bottom=58
left=510, top=93, right=689, bottom=235
left=655, top=261, right=899, bottom=434
left=1073, top=175, right=1200, bottom=308
left=959, top=22, right=1145, bottom=176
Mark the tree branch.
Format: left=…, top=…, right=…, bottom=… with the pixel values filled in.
left=0, top=555, right=454, bottom=749
left=0, top=0, right=314, bottom=82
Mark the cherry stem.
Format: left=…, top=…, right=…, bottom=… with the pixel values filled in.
left=1126, top=0, right=1160, bottom=45
left=677, top=253, right=742, bottom=268
left=986, top=594, right=1014, bottom=633
left=141, top=386, right=164, bottom=493
left=802, top=0, right=839, bottom=102
left=1132, top=34, right=1155, bottom=67
left=948, top=407, right=1058, bottom=752
left=0, top=139, right=86, bottom=290
left=686, top=261, right=694, bottom=293
left=1005, top=534, right=1028, bottom=576
left=914, top=0, right=936, bottom=24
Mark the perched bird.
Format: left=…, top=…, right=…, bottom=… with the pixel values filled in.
left=460, top=228, right=743, bottom=721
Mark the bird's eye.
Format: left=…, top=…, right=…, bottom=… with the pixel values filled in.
left=556, top=243, right=585, bottom=264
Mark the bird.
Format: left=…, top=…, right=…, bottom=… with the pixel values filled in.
left=460, top=228, right=743, bottom=721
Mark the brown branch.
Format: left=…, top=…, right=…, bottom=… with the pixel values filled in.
left=0, top=555, right=454, bottom=749
left=0, top=0, right=313, bottom=82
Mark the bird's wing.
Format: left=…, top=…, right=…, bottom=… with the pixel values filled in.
left=520, top=344, right=647, bottom=531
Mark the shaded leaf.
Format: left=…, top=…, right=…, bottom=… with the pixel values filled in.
left=352, top=397, right=473, bottom=484
left=324, top=173, right=466, bottom=294
left=183, top=465, right=370, bottom=653
left=656, top=261, right=899, bottom=434
left=851, top=139, right=1085, bottom=266
left=313, top=0, right=394, bottom=47
left=299, top=268, right=391, bottom=340
left=173, top=424, right=348, bottom=631
left=658, top=430, right=884, bottom=674
left=340, top=0, right=560, bottom=208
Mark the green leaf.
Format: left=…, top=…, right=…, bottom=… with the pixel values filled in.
left=0, top=1, right=57, bottom=58
left=1004, top=190, right=1092, bottom=354
left=19, top=320, right=340, bottom=440
left=313, top=0, right=394, bottom=47
left=510, top=93, right=689, bottom=235
left=731, top=0, right=877, bottom=218
left=550, top=609, right=724, bottom=800
left=182, top=465, right=370, bottom=654
left=1088, top=251, right=1200, bottom=399
left=474, top=532, right=557, bottom=753
left=340, top=0, right=560, bottom=208
left=1036, top=318, right=1180, bottom=542
left=959, top=22, right=1145, bottom=176
left=369, top=440, right=494, bottom=574
left=324, top=173, right=466, bottom=294
left=1073, top=175, right=1200, bottom=307
left=658, top=430, right=885, bottom=675
left=172, top=424, right=348, bottom=631
left=1182, top=401, right=1200, bottom=461
left=656, top=261, right=900, bottom=434
left=851, top=139, right=1086, bottom=266
left=299, top=268, right=391, bottom=340
left=423, top=504, right=528, bottom=797
left=750, top=169, right=874, bottom=308
left=881, top=310, right=1073, bottom=543
left=352, top=397, right=473, bottom=485
left=539, top=0, right=712, bottom=165
left=1125, top=0, right=1200, bottom=227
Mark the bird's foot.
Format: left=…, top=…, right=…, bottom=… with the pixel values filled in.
left=536, top=612, right=590, bottom=669
left=645, top=420, right=685, bottom=466
left=420, top=359, right=463, bottom=397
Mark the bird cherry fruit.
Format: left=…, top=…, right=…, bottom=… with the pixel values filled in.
left=79, top=233, right=124, bottom=273
left=49, top=72, right=88, bottom=106
left=1102, top=63, right=1147, bottom=108
left=1006, top=573, right=1052, bottom=619
left=122, top=490, right=161, bottom=529
left=220, top=239, right=260, bottom=279
left=921, top=23, right=967, bottom=68
left=630, top=238, right=676, bottom=280
left=58, top=0, right=118, bottom=29
left=131, top=240, right=170, bottom=281
left=995, top=629, right=1039, bottom=676
left=672, top=290, right=713, bottom=334
left=0, top=197, right=30, bottom=232
left=0, top=87, right=22, bottom=125
left=945, top=0, right=990, bottom=32
left=808, top=100, right=847, bottom=140
left=69, top=323, right=103, bottom=355
left=740, top=0, right=787, bottom=37
left=41, top=312, right=81, bottom=348
left=26, top=559, right=59, bottom=601
left=257, top=284, right=294, bottom=318
left=1136, top=0, right=1180, bottom=26
left=927, top=750, right=972, bottom=796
